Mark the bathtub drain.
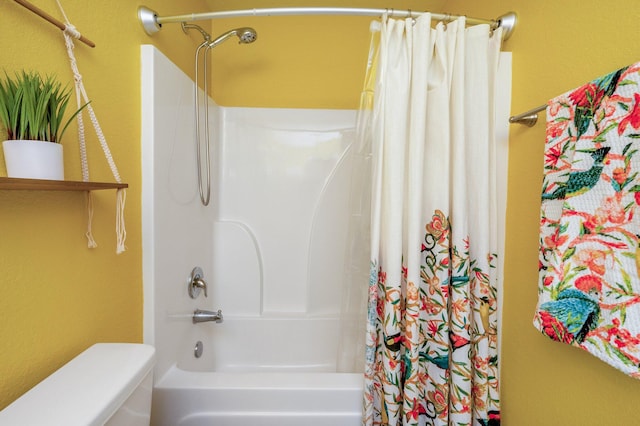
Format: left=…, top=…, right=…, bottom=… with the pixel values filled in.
left=194, top=341, right=203, bottom=358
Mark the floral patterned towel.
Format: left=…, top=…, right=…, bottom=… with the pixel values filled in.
left=534, top=61, right=640, bottom=378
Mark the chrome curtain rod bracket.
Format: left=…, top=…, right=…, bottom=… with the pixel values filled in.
left=509, top=104, right=547, bottom=127
left=137, top=6, right=517, bottom=41
left=139, top=6, right=161, bottom=35
left=496, top=12, right=516, bottom=42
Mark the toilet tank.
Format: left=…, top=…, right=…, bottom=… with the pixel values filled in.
left=0, top=343, right=155, bottom=426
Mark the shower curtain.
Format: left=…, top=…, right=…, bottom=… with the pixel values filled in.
left=361, top=14, right=502, bottom=426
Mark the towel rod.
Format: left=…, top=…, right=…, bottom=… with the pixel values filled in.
left=137, top=6, right=517, bottom=41
left=12, top=0, right=95, bottom=48
left=509, top=104, right=547, bottom=127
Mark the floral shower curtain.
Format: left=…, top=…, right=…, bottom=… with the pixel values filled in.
left=362, top=14, right=502, bottom=425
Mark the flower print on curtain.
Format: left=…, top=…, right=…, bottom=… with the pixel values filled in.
left=362, top=14, right=503, bottom=426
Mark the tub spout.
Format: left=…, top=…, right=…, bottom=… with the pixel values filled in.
left=193, top=309, right=223, bottom=324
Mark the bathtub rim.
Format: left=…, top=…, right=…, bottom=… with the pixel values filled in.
left=155, top=363, right=365, bottom=391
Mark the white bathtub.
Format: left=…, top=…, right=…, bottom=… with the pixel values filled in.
left=151, top=368, right=363, bottom=426
left=150, top=316, right=363, bottom=425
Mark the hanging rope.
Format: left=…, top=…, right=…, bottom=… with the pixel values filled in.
left=56, top=1, right=126, bottom=253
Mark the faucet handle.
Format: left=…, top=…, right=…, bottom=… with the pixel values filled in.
left=188, top=266, right=208, bottom=299
left=194, top=277, right=208, bottom=297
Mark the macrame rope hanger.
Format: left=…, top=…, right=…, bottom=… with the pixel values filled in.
left=55, top=0, right=127, bottom=254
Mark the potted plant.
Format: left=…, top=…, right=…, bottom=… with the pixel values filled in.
left=0, top=70, right=87, bottom=180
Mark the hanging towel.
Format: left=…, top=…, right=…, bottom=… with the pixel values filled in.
left=534, top=61, right=640, bottom=379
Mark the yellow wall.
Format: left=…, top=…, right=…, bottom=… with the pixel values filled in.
left=4, top=0, right=640, bottom=422
left=212, top=0, right=640, bottom=425
left=209, top=0, right=446, bottom=108
left=0, top=0, right=209, bottom=409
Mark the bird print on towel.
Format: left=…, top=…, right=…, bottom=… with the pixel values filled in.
left=542, top=147, right=611, bottom=200
left=571, top=66, right=627, bottom=140
left=537, top=287, right=600, bottom=345
left=536, top=61, right=640, bottom=379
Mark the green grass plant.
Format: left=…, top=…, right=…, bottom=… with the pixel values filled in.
left=0, top=71, right=88, bottom=143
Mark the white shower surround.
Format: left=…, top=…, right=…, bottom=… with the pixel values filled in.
left=141, top=45, right=511, bottom=425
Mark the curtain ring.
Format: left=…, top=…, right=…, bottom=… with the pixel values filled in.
left=441, top=12, right=451, bottom=30
left=408, top=9, right=416, bottom=25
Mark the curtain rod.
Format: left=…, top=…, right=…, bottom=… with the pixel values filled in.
left=12, top=0, right=95, bottom=48
left=137, top=6, right=517, bottom=41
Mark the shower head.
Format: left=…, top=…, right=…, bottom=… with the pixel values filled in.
left=208, top=27, right=257, bottom=48
left=237, top=28, right=258, bottom=44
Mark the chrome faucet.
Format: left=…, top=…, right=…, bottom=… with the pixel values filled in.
left=192, top=309, right=223, bottom=324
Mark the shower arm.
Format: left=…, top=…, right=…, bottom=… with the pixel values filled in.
left=138, top=6, right=517, bottom=41
left=181, top=22, right=211, bottom=42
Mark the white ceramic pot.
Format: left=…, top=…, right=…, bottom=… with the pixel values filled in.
left=2, top=140, right=64, bottom=180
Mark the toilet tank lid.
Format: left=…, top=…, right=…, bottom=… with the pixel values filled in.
left=0, top=343, right=155, bottom=426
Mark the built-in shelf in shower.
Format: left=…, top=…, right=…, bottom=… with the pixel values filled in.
left=0, top=177, right=128, bottom=191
